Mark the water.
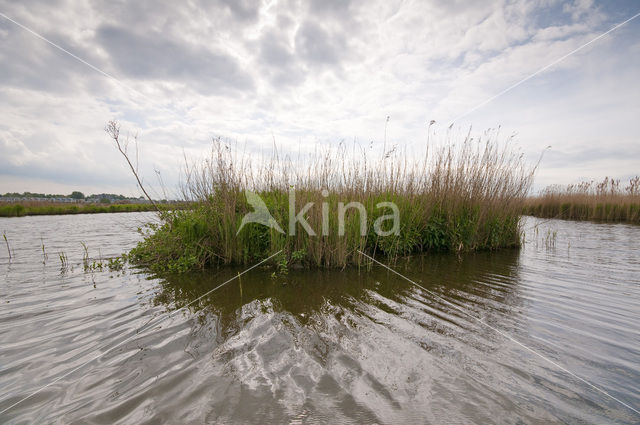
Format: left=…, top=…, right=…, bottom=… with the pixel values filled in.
left=0, top=213, right=639, bottom=424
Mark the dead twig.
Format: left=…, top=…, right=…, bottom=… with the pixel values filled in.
left=3, top=232, right=11, bottom=261
left=105, top=121, right=160, bottom=213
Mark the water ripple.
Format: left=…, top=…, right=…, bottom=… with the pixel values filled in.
left=0, top=214, right=638, bottom=423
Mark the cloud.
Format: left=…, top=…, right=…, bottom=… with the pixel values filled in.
left=218, top=0, right=260, bottom=22
left=294, top=20, right=347, bottom=66
left=0, top=0, right=638, bottom=196
left=257, top=29, right=305, bottom=87
left=0, top=17, right=101, bottom=93
left=309, top=0, right=353, bottom=16
left=95, top=24, right=254, bottom=94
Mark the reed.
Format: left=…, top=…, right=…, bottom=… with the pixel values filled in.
left=2, top=232, right=10, bottom=261
left=129, top=128, right=535, bottom=273
left=59, top=251, right=68, bottom=272
left=41, top=237, right=47, bottom=265
left=525, top=176, right=640, bottom=223
left=81, top=242, right=90, bottom=271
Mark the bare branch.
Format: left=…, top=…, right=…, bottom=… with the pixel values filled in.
left=105, top=120, right=160, bottom=213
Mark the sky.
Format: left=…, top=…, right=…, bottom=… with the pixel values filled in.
left=0, top=0, right=639, bottom=197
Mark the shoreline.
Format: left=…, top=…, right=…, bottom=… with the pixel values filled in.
left=0, top=203, right=163, bottom=217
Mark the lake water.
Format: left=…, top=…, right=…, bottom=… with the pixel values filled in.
left=0, top=213, right=638, bottom=424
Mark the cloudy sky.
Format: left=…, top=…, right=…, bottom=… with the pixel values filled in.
left=0, top=0, right=638, bottom=197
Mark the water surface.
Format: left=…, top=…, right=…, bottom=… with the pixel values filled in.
left=0, top=213, right=639, bottom=423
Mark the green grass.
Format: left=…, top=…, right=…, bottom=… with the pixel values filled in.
left=130, top=194, right=524, bottom=273
left=0, top=203, right=159, bottom=217
left=128, top=132, right=535, bottom=273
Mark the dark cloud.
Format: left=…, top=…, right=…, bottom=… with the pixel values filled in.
left=276, top=13, right=295, bottom=30
left=0, top=19, right=104, bottom=93
left=309, top=0, right=353, bottom=16
left=91, top=0, right=259, bottom=32
left=253, top=0, right=361, bottom=86
left=294, top=20, right=347, bottom=66
left=261, top=31, right=295, bottom=67
left=96, top=24, right=254, bottom=94
left=258, top=30, right=306, bottom=87
left=217, top=0, right=260, bottom=22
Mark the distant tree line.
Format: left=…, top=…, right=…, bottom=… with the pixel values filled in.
left=0, top=191, right=145, bottom=201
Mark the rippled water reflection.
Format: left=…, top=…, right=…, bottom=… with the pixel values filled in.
left=0, top=213, right=639, bottom=423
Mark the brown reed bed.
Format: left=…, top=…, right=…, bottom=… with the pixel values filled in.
left=525, top=176, right=640, bottom=223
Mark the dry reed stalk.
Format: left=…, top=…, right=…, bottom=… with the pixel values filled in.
left=526, top=176, right=640, bottom=222
left=131, top=128, right=536, bottom=272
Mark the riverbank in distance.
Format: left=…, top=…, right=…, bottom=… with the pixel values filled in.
left=0, top=202, right=187, bottom=217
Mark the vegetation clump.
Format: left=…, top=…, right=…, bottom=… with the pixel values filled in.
left=0, top=202, right=159, bottom=217
left=526, top=176, right=640, bottom=223
left=128, top=129, right=535, bottom=273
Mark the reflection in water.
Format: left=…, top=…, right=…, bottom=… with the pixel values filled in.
left=153, top=250, right=523, bottom=336
left=144, top=251, right=533, bottom=424
left=1, top=214, right=639, bottom=424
